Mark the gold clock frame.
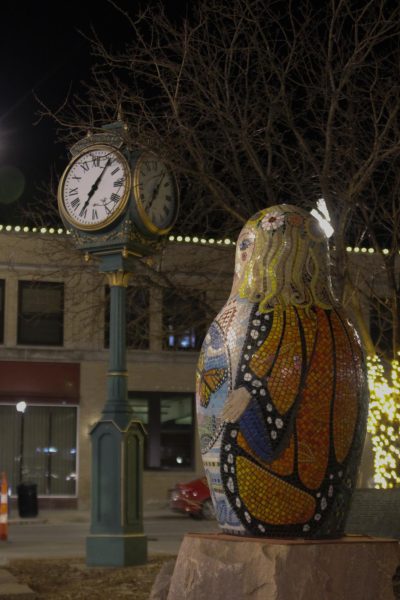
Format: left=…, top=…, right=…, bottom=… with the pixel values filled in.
left=132, top=154, right=179, bottom=236
left=58, top=144, right=132, bottom=232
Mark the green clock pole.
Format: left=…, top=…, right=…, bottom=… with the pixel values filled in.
left=86, top=255, right=147, bottom=567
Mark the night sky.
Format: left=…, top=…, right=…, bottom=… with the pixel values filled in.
left=0, top=1, right=136, bottom=224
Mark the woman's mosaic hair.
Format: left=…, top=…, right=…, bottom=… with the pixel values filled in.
left=238, top=204, right=336, bottom=311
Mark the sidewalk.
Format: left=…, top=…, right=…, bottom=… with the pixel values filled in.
left=7, top=503, right=174, bottom=526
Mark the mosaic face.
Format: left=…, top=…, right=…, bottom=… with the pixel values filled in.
left=196, top=204, right=368, bottom=538
left=231, top=227, right=256, bottom=297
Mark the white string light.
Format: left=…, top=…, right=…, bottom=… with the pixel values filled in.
left=0, top=224, right=396, bottom=253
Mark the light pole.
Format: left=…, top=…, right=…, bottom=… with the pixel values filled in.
left=16, top=401, right=27, bottom=484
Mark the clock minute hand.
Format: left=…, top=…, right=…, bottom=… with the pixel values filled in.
left=81, top=158, right=111, bottom=211
left=148, top=171, right=166, bottom=209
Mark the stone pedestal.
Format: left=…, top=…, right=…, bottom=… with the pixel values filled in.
left=167, top=533, right=400, bottom=600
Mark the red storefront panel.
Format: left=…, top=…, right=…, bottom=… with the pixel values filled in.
left=0, top=361, right=80, bottom=404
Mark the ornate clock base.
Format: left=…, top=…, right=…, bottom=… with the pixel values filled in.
left=86, top=417, right=146, bottom=567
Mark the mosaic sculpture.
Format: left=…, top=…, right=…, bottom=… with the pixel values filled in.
left=196, top=205, right=368, bottom=538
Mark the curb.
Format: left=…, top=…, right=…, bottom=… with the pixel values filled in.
left=0, top=568, right=35, bottom=598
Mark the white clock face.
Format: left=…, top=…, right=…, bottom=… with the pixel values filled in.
left=133, top=156, right=178, bottom=234
left=59, top=145, right=131, bottom=230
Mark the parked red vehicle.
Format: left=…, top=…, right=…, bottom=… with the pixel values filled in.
left=169, top=477, right=215, bottom=520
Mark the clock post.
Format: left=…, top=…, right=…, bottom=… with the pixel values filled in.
left=86, top=254, right=147, bottom=567
left=57, top=124, right=179, bottom=567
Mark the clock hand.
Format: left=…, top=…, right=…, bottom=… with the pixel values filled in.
left=81, top=158, right=111, bottom=212
left=148, top=171, right=166, bottom=209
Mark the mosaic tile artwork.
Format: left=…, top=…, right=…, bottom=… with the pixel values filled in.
left=196, top=205, right=368, bottom=538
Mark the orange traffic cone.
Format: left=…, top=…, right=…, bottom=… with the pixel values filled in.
left=0, top=472, right=8, bottom=541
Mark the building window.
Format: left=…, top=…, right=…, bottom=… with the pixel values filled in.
left=105, top=286, right=150, bottom=349
left=129, top=392, right=194, bottom=469
left=0, top=279, right=4, bottom=344
left=163, top=289, right=207, bottom=350
left=18, top=281, right=64, bottom=346
left=0, top=404, right=77, bottom=496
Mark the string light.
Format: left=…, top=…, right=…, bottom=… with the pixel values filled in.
left=367, top=353, right=400, bottom=488
left=1, top=224, right=398, bottom=253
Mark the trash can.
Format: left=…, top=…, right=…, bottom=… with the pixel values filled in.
left=17, top=482, right=38, bottom=518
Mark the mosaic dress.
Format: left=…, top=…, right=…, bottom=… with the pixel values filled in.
left=196, top=205, right=368, bottom=538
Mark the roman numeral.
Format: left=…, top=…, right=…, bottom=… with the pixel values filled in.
left=72, top=175, right=81, bottom=181
left=92, top=208, right=98, bottom=220
left=92, top=156, right=100, bottom=167
left=81, top=162, right=89, bottom=172
left=69, top=188, right=78, bottom=196
left=79, top=206, right=87, bottom=218
left=71, top=198, right=80, bottom=209
left=114, top=177, right=125, bottom=187
left=110, top=193, right=120, bottom=203
left=144, top=160, right=157, bottom=171
left=111, top=167, right=120, bottom=176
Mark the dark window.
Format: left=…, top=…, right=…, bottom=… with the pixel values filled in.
left=104, top=286, right=150, bottom=349
left=0, top=404, right=77, bottom=496
left=163, top=289, right=207, bottom=351
left=129, top=392, right=194, bottom=469
left=18, top=281, right=64, bottom=346
left=0, top=279, right=4, bottom=343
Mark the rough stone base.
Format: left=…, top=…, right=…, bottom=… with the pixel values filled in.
left=149, top=560, right=176, bottom=600
left=167, top=533, right=400, bottom=600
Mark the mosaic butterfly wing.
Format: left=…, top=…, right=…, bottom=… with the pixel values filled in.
left=196, top=350, right=228, bottom=408
left=220, top=304, right=365, bottom=537
left=196, top=321, right=231, bottom=455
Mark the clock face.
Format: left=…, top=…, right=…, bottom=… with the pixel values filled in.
left=133, top=155, right=178, bottom=235
left=58, top=145, right=131, bottom=231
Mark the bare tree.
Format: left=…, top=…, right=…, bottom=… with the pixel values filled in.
left=35, top=0, right=400, bottom=360
left=34, top=0, right=400, bottom=487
